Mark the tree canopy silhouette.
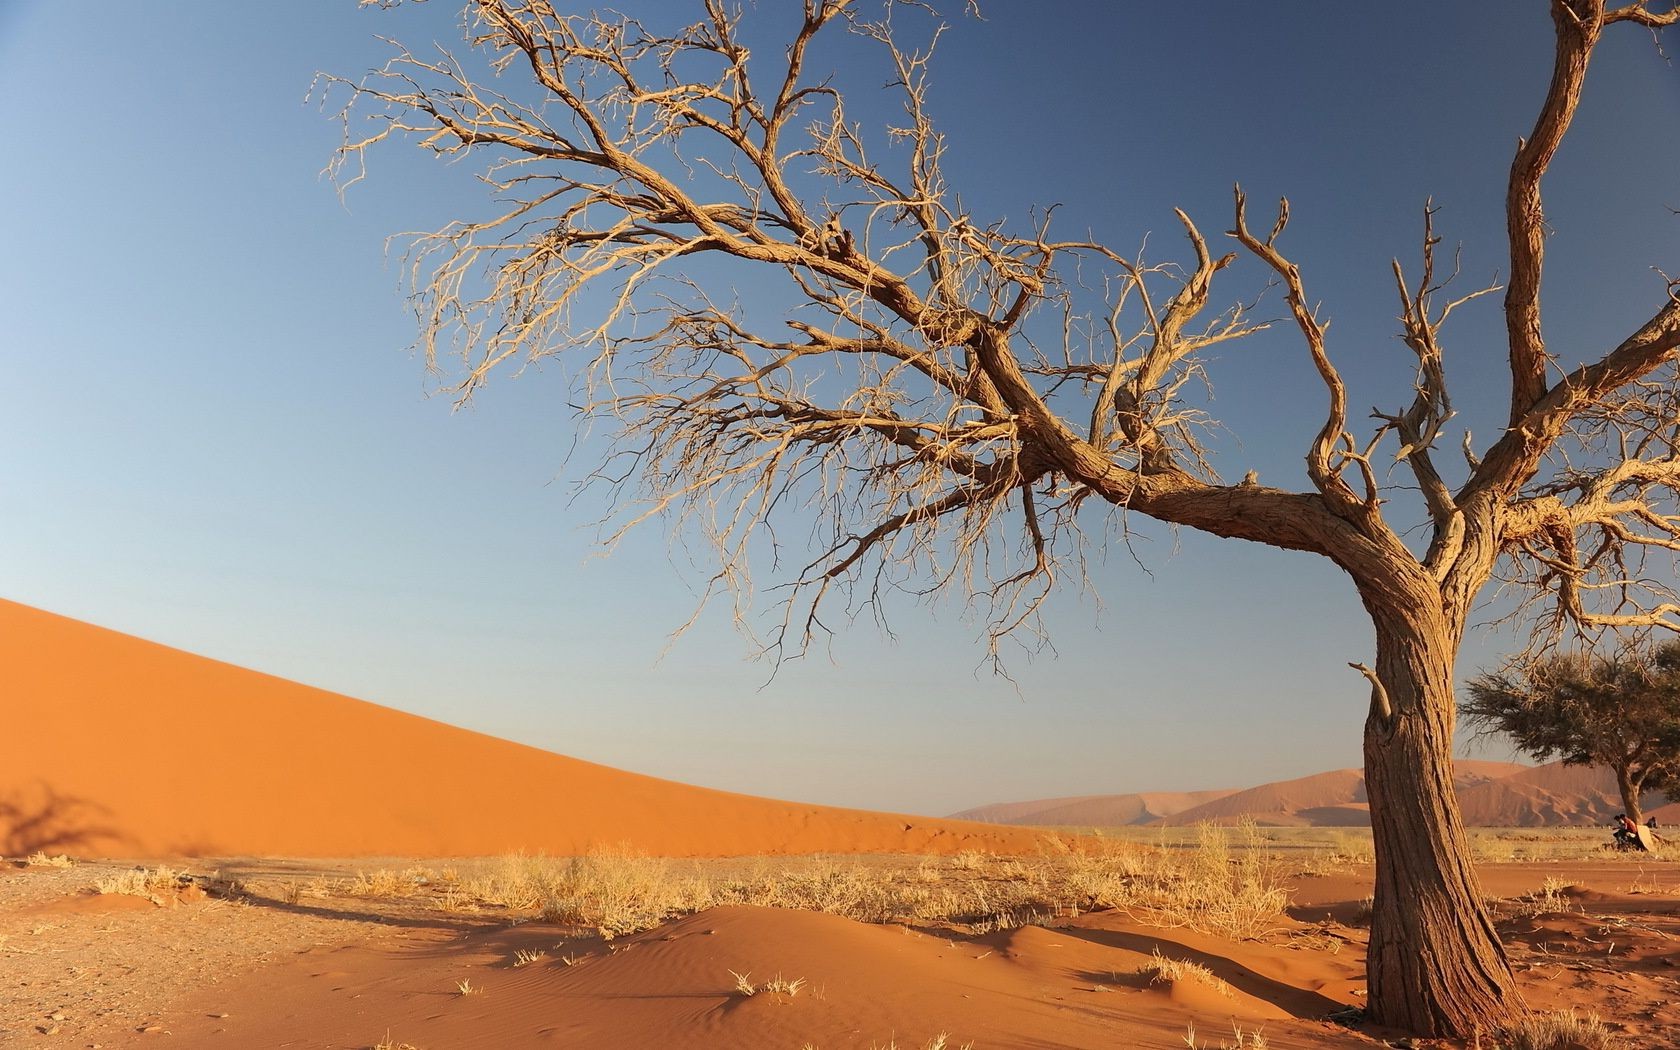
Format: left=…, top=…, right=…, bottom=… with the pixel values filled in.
left=325, top=0, right=1680, bottom=1036
left=1466, top=643, right=1680, bottom=826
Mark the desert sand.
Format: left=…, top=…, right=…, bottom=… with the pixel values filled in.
left=6, top=850, right=1680, bottom=1049
left=7, top=600, right=1680, bottom=1049
left=0, top=600, right=1042, bottom=859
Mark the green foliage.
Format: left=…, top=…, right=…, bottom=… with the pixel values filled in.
left=1464, top=642, right=1680, bottom=804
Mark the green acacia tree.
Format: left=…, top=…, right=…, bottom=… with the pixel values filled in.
left=325, top=0, right=1680, bottom=1036
left=1466, top=644, right=1680, bottom=826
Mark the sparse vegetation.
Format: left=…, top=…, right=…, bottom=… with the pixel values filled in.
left=93, top=865, right=183, bottom=903
left=24, top=852, right=74, bottom=868
left=1182, top=1022, right=1268, bottom=1049
left=1140, top=949, right=1232, bottom=998
left=763, top=974, right=807, bottom=997
left=324, top=827, right=1290, bottom=943
left=373, top=1036, right=422, bottom=1050
left=454, top=978, right=480, bottom=996
left=1498, top=1009, right=1621, bottom=1050
left=511, top=948, right=546, bottom=967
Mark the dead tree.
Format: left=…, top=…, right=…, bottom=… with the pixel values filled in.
left=324, top=0, right=1680, bottom=1036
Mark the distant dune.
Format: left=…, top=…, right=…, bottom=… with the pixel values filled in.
left=953, top=758, right=1678, bottom=830
left=951, top=789, right=1239, bottom=827
left=1458, top=761, right=1677, bottom=827
left=0, top=600, right=1046, bottom=859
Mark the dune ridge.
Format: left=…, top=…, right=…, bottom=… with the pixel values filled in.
left=955, top=758, right=1680, bottom=829
left=0, top=599, right=1045, bottom=858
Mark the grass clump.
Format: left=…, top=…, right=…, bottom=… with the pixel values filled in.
left=1182, top=1022, right=1268, bottom=1048
left=24, top=851, right=75, bottom=868
left=1499, top=1009, right=1620, bottom=1050
left=94, top=865, right=183, bottom=903
left=1124, top=821, right=1291, bottom=940
left=1139, top=948, right=1232, bottom=997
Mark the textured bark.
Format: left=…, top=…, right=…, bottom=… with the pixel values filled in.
left=1362, top=602, right=1518, bottom=1036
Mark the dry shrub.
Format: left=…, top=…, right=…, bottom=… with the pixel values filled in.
left=344, top=867, right=432, bottom=899
left=24, top=851, right=75, bottom=868
left=1500, top=1009, right=1620, bottom=1050
left=537, top=845, right=705, bottom=937
left=1123, top=821, right=1291, bottom=940
left=94, top=865, right=182, bottom=903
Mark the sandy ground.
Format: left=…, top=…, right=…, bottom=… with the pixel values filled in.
left=5, top=854, right=1679, bottom=1050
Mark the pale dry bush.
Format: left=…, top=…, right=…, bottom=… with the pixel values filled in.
left=1514, top=877, right=1580, bottom=918
left=94, top=865, right=181, bottom=902
left=344, top=867, right=432, bottom=899
left=1124, top=821, right=1291, bottom=940
left=1499, top=1009, right=1620, bottom=1050
left=24, top=851, right=75, bottom=868
left=1296, top=830, right=1375, bottom=875
left=537, top=845, right=708, bottom=937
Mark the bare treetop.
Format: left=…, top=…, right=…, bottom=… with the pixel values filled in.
left=323, top=0, right=1680, bottom=665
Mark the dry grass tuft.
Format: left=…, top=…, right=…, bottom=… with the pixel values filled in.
left=1182, top=1022, right=1268, bottom=1048
left=1499, top=1008, right=1621, bottom=1050
left=511, top=948, right=546, bottom=967
left=24, top=851, right=75, bottom=868
left=1139, top=948, right=1232, bottom=997
left=372, top=1035, right=422, bottom=1050
left=93, top=865, right=183, bottom=903
left=763, top=973, right=807, bottom=997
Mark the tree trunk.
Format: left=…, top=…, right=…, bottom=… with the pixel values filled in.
left=1614, top=765, right=1644, bottom=827
left=1362, top=609, right=1521, bottom=1037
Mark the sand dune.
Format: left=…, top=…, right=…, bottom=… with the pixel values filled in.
left=1159, top=763, right=1528, bottom=828
left=952, top=788, right=1238, bottom=827
left=0, top=600, right=1044, bottom=859
left=960, top=757, right=1680, bottom=830
left=1457, top=760, right=1672, bottom=827
left=957, top=761, right=1543, bottom=828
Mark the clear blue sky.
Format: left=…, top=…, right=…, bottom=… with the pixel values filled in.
left=3, top=2, right=1676, bottom=815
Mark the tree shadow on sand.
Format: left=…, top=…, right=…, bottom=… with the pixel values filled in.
left=1061, top=926, right=1349, bottom=1020
left=0, top=782, right=129, bottom=857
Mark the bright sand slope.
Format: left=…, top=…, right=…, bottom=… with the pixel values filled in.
left=0, top=600, right=1045, bottom=858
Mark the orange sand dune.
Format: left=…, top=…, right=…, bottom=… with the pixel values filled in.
left=1457, top=760, right=1671, bottom=827
left=1154, top=761, right=1528, bottom=828
left=0, top=600, right=1045, bottom=859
